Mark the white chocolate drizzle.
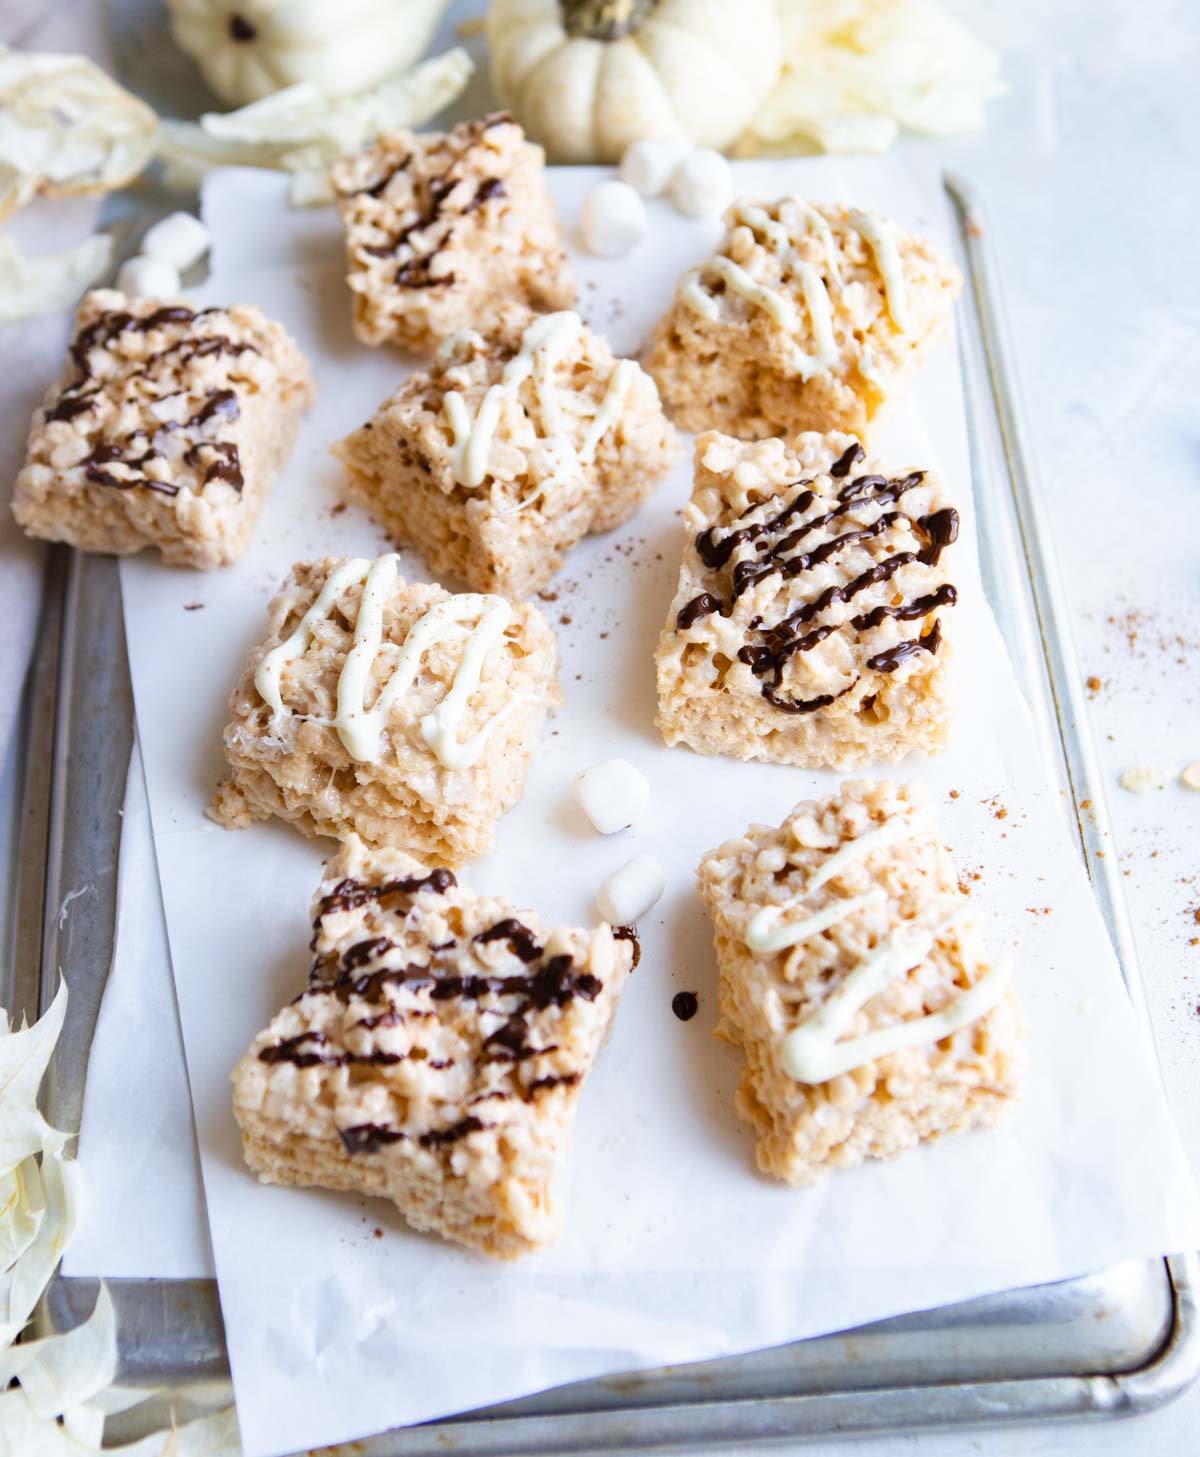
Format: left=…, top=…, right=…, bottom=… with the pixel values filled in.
left=741, top=811, right=1007, bottom=1083
left=746, top=812, right=929, bottom=952
left=803, top=813, right=933, bottom=898
left=441, top=311, right=635, bottom=496
left=680, top=202, right=911, bottom=376
left=255, top=554, right=515, bottom=771
left=746, top=890, right=883, bottom=955
left=847, top=207, right=912, bottom=332
left=782, top=915, right=1008, bottom=1085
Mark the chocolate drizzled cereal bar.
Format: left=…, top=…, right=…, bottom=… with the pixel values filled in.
left=697, top=780, right=1020, bottom=1186
left=334, top=308, right=680, bottom=599
left=233, top=837, right=637, bottom=1258
left=213, top=554, right=560, bottom=864
left=656, top=431, right=960, bottom=770
left=646, top=198, right=961, bottom=441
left=12, top=290, right=313, bottom=568
left=332, top=113, right=576, bottom=353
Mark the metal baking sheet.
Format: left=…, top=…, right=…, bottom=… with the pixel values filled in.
left=8, top=177, right=1198, bottom=1451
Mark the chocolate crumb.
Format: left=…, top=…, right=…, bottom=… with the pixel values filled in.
left=671, top=991, right=699, bottom=1021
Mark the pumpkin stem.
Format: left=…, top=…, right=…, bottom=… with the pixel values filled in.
left=228, top=14, right=257, bottom=42
left=561, top=0, right=658, bottom=41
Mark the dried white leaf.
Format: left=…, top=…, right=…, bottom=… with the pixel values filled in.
left=0, top=967, right=243, bottom=1456
left=0, top=1148, right=79, bottom=1346
left=0, top=233, right=113, bottom=325
left=63, top=1401, right=106, bottom=1449
left=746, top=0, right=1003, bottom=154
left=0, top=46, right=157, bottom=220
left=156, top=48, right=474, bottom=206
left=108, top=1405, right=243, bottom=1456
left=0, top=979, right=70, bottom=1175
left=0, top=1284, right=118, bottom=1418
left=200, top=81, right=332, bottom=146
left=0, top=1160, right=45, bottom=1271
left=154, top=120, right=274, bottom=194
left=0, top=1386, right=89, bottom=1457
left=87, top=1381, right=161, bottom=1418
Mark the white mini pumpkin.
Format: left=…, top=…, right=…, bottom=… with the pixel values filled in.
left=165, top=0, right=451, bottom=107
left=487, top=0, right=783, bottom=163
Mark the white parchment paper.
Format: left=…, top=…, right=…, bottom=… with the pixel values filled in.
left=65, top=736, right=215, bottom=1280
left=119, top=159, right=1200, bottom=1457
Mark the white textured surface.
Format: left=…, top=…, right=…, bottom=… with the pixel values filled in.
left=63, top=740, right=214, bottom=1280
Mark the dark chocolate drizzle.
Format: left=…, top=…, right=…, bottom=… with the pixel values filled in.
left=258, top=1031, right=403, bottom=1069
left=316, top=869, right=456, bottom=921
left=683, top=463, right=958, bottom=714
left=184, top=440, right=244, bottom=491
left=71, top=305, right=202, bottom=368
left=45, top=389, right=99, bottom=423
left=356, top=164, right=504, bottom=290
left=851, top=583, right=957, bottom=632
left=829, top=441, right=866, bottom=477
left=676, top=592, right=723, bottom=630
left=341, top=936, right=394, bottom=971
left=474, top=918, right=543, bottom=963
left=192, top=387, right=239, bottom=427
left=55, top=304, right=254, bottom=499
left=917, top=507, right=959, bottom=566
left=83, top=442, right=178, bottom=497
left=419, top=1117, right=488, bottom=1149
left=867, top=619, right=944, bottom=673
left=268, top=881, right=609, bottom=1154
left=339, top=1124, right=406, bottom=1155
left=612, top=925, right=641, bottom=969
left=527, top=1072, right=580, bottom=1094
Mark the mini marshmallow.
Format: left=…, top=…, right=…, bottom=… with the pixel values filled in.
left=597, top=855, right=665, bottom=926
left=572, top=758, right=650, bottom=834
left=667, top=148, right=733, bottom=220
left=620, top=137, right=693, bottom=197
left=581, top=180, right=648, bottom=258
left=116, top=254, right=182, bottom=299
left=141, top=211, right=212, bottom=272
